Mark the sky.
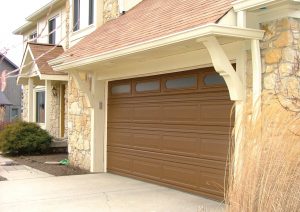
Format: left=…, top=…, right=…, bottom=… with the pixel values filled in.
left=0, top=0, right=51, bottom=66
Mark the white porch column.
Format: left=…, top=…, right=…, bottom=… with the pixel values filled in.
left=90, top=79, right=107, bottom=172
left=45, top=80, right=52, bottom=130
left=28, top=78, right=34, bottom=122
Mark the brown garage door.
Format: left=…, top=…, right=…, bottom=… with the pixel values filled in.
left=107, top=67, right=233, bottom=200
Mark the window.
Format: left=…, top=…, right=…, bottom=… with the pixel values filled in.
left=111, top=84, right=131, bottom=95
left=73, top=0, right=80, bottom=31
left=29, top=32, right=37, bottom=43
left=165, top=75, right=197, bottom=90
left=48, top=18, right=56, bottom=44
left=11, top=108, right=19, bottom=120
left=204, top=74, right=226, bottom=86
left=89, top=0, right=94, bottom=25
left=73, top=0, right=94, bottom=31
left=36, top=91, right=45, bottom=123
left=136, top=80, right=160, bottom=92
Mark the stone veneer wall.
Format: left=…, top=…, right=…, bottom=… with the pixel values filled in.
left=64, top=84, right=68, bottom=138
left=103, top=0, right=119, bottom=22
left=261, top=18, right=300, bottom=109
left=48, top=82, right=60, bottom=138
left=21, top=85, right=29, bottom=121
left=21, top=82, right=68, bottom=139
left=67, top=76, right=91, bottom=170
left=67, top=2, right=121, bottom=170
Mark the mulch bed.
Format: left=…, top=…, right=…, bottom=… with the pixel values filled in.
left=8, top=154, right=90, bottom=176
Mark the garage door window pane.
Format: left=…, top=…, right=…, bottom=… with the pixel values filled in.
left=166, top=76, right=197, bottom=90
left=136, top=81, right=160, bottom=92
left=204, top=74, right=225, bottom=86
left=111, top=84, right=131, bottom=94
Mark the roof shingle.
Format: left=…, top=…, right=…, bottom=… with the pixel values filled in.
left=62, top=0, right=234, bottom=63
left=28, top=43, right=66, bottom=75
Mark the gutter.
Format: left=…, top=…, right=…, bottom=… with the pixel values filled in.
left=50, top=24, right=264, bottom=71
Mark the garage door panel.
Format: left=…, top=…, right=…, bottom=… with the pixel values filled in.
left=200, top=137, right=229, bottom=161
left=200, top=104, right=233, bottom=122
left=107, top=130, right=132, bottom=147
left=132, top=105, right=161, bottom=122
left=132, top=158, right=162, bottom=180
left=162, top=162, right=199, bottom=189
left=161, top=104, right=199, bottom=123
left=161, top=133, right=199, bottom=156
left=107, top=68, right=233, bottom=200
left=198, top=167, right=226, bottom=196
left=108, top=153, right=133, bottom=174
left=108, top=123, right=232, bottom=134
left=108, top=106, right=133, bottom=122
left=131, top=133, right=161, bottom=150
left=108, top=151, right=226, bottom=197
left=108, top=146, right=226, bottom=170
left=108, top=128, right=229, bottom=161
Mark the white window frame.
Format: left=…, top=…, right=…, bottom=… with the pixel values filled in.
left=73, top=0, right=95, bottom=32
left=48, top=15, right=58, bottom=45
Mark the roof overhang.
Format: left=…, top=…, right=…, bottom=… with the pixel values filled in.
left=232, top=0, right=298, bottom=11
left=26, top=0, right=66, bottom=22
left=13, top=0, right=66, bottom=35
left=50, top=24, right=264, bottom=72
left=17, top=44, right=68, bottom=85
left=13, top=22, right=36, bottom=35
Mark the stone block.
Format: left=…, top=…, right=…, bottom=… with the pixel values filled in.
left=263, top=73, right=277, bottom=90
left=273, top=31, right=293, bottom=48
left=265, top=49, right=282, bottom=64
left=279, top=63, right=293, bottom=77
left=282, top=47, right=296, bottom=63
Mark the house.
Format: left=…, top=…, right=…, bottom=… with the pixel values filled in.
left=14, top=0, right=300, bottom=201
left=0, top=54, right=21, bottom=121
left=13, top=0, right=69, bottom=140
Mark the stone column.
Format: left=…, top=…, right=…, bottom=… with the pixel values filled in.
left=261, top=18, right=300, bottom=110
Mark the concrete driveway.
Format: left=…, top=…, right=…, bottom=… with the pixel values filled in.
left=0, top=173, right=224, bottom=212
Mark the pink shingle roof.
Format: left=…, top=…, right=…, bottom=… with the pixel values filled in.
left=62, top=0, right=234, bottom=63
left=28, top=43, right=66, bottom=75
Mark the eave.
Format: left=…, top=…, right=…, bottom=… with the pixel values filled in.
left=13, top=22, right=36, bottom=35
left=232, top=0, right=296, bottom=11
left=26, top=0, right=66, bottom=22
left=50, top=24, right=264, bottom=72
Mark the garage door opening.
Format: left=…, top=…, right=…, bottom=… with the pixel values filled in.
left=107, top=67, right=234, bottom=200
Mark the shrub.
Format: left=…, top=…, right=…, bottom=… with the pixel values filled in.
left=0, top=121, right=52, bottom=155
